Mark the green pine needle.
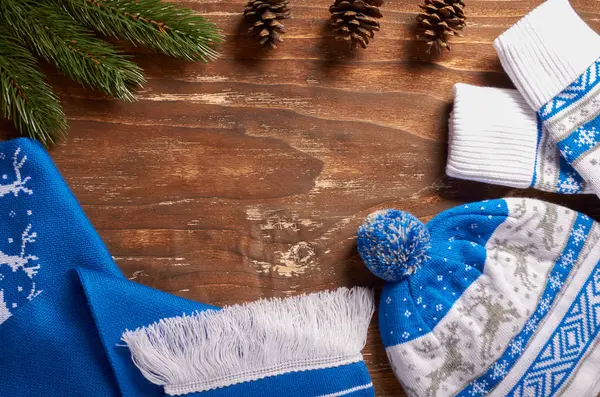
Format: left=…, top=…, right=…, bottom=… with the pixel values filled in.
left=0, top=32, right=67, bottom=146
left=55, top=0, right=223, bottom=62
left=0, top=0, right=221, bottom=144
left=4, top=0, right=145, bottom=101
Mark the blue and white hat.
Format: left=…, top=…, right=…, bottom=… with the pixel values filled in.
left=358, top=198, right=600, bottom=397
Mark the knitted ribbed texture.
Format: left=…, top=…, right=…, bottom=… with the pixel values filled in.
left=495, top=0, right=600, bottom=199
left=447, top=84, right=538, bottom=188
left=494, top=0, right=600, bottom=111
left=448, top=84, right=591, bottom=194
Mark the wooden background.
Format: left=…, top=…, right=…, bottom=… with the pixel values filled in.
left=2, top=0, right=600, bottom=395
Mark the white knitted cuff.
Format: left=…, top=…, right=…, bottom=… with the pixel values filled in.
left=494, top=0, right=600, bottom=111
left=447, top=84, right=538, bottom=189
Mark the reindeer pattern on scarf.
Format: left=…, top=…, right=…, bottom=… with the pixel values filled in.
left=0, top=147, right=39, bottom=325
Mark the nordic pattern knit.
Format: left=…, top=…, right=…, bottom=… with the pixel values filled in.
left=0, top=138, right=206, bottom=397
left=495, top=0, right=600, bottom=198
left=358, top=198, right=600, bottom=397
left=0, top=138, right=120, bottom=324
left=448, top=84, right=591, bottom=194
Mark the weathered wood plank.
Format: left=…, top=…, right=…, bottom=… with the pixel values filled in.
left=2, top=1, right=600, bottom=395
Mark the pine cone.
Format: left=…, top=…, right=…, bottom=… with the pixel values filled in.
left=416, top=0, right=466, bottom=53
left=329, top=0, right=384, bottom=49
left=244, top=0, right=291, bottom=49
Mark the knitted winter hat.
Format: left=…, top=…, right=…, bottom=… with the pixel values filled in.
left=447, top=83, right=591, bottom=194
left=358, top=198, right=600, bottom=397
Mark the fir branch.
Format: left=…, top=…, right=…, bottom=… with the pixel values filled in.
left=0, top=0, right=221, bottom=145
left=3, top=0, right=145, bottom=101
left=54, top=0, right=223, bottom=62
left=0, top=32, right=67, bottom=146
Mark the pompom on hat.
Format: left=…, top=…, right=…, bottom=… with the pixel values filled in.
left=358, top=198, right=600, bottom=397
left=358, top=209, right=431, bottom=282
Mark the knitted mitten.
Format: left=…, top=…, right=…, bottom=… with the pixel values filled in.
left=494, top=0, right=600, bottom=197
left=448, top=83, right=591, bottom=194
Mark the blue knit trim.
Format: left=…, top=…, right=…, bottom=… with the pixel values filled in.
left=531, top=118, right=585, bottom=194
left=195, top=361, right=375, bottom=397
left=457, top=213, right=593, bottom=397
left=556, top=155, right=586, bottom=194
left=379, top=200, right=509, bottom=347
left=316, top=382, right=374, bottom=397
left=509, top=259, right=600, bottom=397
left=530, top=116, right=544, bottom=188
left=557, top=116, right=600, bottom=164
left=539, top=57, right=600, bottom=121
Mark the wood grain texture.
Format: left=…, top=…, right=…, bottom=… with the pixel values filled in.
left=2, top=0, right=600, bottom=395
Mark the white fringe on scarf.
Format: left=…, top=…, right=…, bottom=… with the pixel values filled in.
left=121, top=287, right=375, bottom=396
